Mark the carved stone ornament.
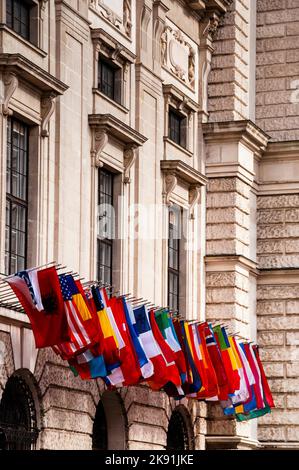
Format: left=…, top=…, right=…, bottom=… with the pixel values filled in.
left=189, top=185, right=201, bottom=219
left=41, top=93, right=56, bottom=137
left=91, top=129, right=108, bottom=168
left=40, top=0, right=48, bottom=11
left=123, top=145, right=137, bottom=184
left=2, top=73, right=18, bottom=116
left=163, top=25, right=196, bottom=89
left=163, top=173, right=177, bottom=207
left=202, top=13, right=220, bottom=39
left=89, top=0, right=132, bottom=39
left=123, top=0, right=132, bottom=38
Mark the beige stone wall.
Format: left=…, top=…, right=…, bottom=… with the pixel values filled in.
left=256, top=0, right=299, bottom=141
left=209, top=0, right=251, bottom=121
left=257, top=194, right=299, bottom=447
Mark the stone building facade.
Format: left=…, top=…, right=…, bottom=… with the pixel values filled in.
left=0, top=0, right=298, bottom=450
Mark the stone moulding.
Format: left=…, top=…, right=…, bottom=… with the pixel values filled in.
left=0, top=53, right=68, bottom=136
left=88, top=113, right=147, bottom=182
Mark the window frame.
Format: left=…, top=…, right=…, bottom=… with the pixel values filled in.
left=6, top=0, right=35, bottom=42
left=5, top=116, right=29, bottom=275
left=168, top=205, right=181, bottom=313
left=98, top=57, right=122, bottom=105
left=97, top=168, right=114, bottom=286
left=168, top=107, right=187, bottom=148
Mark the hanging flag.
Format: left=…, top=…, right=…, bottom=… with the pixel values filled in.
left=253, top=345, right=275, bottom=408
left=105, top=296, right=142, bottom=387
left=122, top=298, right=154, bottom=380
left=132, top=305, right=169, bottom=388
left=148, top=309, right=181, bottom=391
left=196, top=323, right=219, bottom=399
left=7, top=267, right=70, bottom=348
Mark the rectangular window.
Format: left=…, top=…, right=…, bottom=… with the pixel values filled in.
left=98, top=59, right=122, bottom=104
left=97, top=169, right=114, bottom=286
left=5, top=117, right=29, bottom=275
left=168, top=206, right=181, bottom=312
left=6, top=0, right=33, bottom=41
left=168, top=108, right=187, bottom=148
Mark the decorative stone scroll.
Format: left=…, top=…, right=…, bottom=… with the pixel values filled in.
left=41, top=93, right=56, bottom=137
left=89, top=0, right=132, bottom=39
left=2, top=73, right=18, bottom=116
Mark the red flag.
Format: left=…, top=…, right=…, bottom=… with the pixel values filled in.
left=7, top=267, right=70, bottom=348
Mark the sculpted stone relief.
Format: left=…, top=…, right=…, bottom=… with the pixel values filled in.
left=89, top=0, right=132, bottom=39
left=160, top=25, right=196, bottom=90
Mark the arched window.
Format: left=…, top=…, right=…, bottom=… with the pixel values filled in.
left=166, top=407, right=194, bottom=451
left=92, top=391, right=127, bottom=450
left=0, top=373, right=39, bottom=450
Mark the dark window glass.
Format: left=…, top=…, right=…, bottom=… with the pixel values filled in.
left=98, top=59, right=122, bottom=104
left=5, top=117, right=29, bottom=275
left=168, top=206, right=181, bottom=312
left=97, top=169, right=114, bottom=286
left=6, top=0, right=32, bottom=41
left=168, top=109, right=187, bottom=148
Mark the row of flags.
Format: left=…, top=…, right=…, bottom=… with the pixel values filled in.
left=4, top=265, right=274, bottom=421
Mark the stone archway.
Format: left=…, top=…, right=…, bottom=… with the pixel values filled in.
left=92, top=390, right=127, bottom=450
left=0, top=369, right=41, bottom=450
left=166, top=405, right=195, bottom=451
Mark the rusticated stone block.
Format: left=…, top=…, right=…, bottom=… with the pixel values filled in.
left=285, top=209, right=299, bottom=222
left=258, top=332, right=284, bottom=347
left=128, top=423, right=167, bottom=446
left=257, top=240, right=284, bottom=254
left=206, top=303, right=248, bottom=321
left=127, top=404, right=168, bottom=428
left=207, top=224, right=249, bottom=244
left=259, top=347, right=299, bottom=363
left=207, top=207, right=249, bottom=227
left=271, top=394, right=285, bottom=409
left=258, top=285, right=299, bottom=300
left=263, top=362, right=285, bottom=378
left=285, top=240, right=299, bottom=253
left=287, top=301, right=299, bottom=314
left=258, top=255, right=299, bottom=269
left=258, top=195, right=299, bottom=209
left=257, top=209, right=285, bottom=224
left=207, top=178, right=250, bottom=197
left=287, top=363, right=299, bottom=378
left=287, top=427, right=299, bottom=441
left=128, top=441, right=165, bottom=450
left=258, top=425, right=286, bottom=442
left=207, top=419, right=236, bottom=436
left=257, top=300, right=285, bottom=315
left=43, top=408, right=93, bottom=434
left=207, top=239, right=249, bottom=256
left=42, top=387, right=96, bottom=416
left=286, top=394, right=299, bottom=409
left=286, top=332, right=299, bottom=345
left=206, top=272, right=249, bottom=290
left=206, top=287, right=248, bottom=307
left=259, top=410, right=299, bottom=426
left=40, top=429, right=92, bottom=450
left=267, top=378, right=299, bottom=393
left=258, top=316, right=299, bottom=331
left=257, top=224, right=285, bottom=239
left=207, top=193, right=249, bottom=214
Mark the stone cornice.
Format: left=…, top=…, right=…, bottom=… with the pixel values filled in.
left=187, top=0, right=232, bottom=16
left=160, top=160, right=207, bottom=186
left=91, top=28, right=136, bottom=63
left=0, top=53, right=68, bottom=95
left=262, top=140, right=299, bottom=162
left=88, top=114, right=147, bottom=147
left=205, top=254, right=259, bottom=276
left=258, top=268, right=299, bottom=285
left=163, top=83, right=199, bottom=112
left=203, top=120, right=270, bottom=157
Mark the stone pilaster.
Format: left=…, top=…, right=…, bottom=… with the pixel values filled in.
left=203, top=120, right=268, bottom=449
